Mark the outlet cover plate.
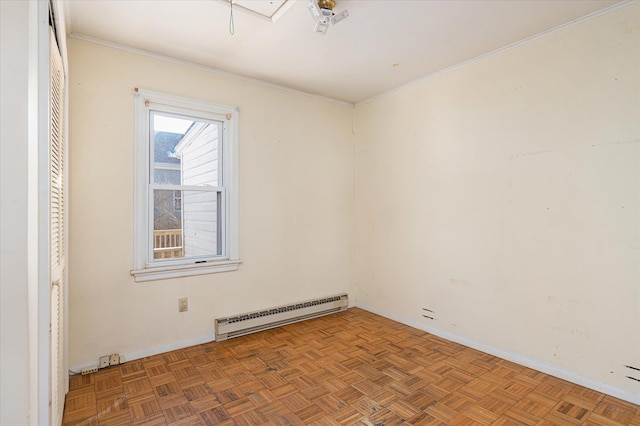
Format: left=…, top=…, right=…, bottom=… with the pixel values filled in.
left=109, top=354, right=120, bottom=366
left=81, top=366, right=99, bottom=375
left=178, top=297, right=188, bottom=312
left=99, top=355, right=110, bottom=369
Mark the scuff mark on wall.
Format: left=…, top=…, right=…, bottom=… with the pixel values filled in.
left=547, top=296, right=578, bottom=304
left=450, top=278, right=472, bottom=287
left=551, top=325, right=591, bottom=339
left=591, top=139, right=640, bottom=148
left=422, top=307, right=436, bottom=320
left=509, top=150, right=554, bottom=160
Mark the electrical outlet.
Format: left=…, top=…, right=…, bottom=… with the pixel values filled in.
left=178, top=297, right=188, bottom=312
left=109, top=354, right=120, bottom=366
left=81, top=366, right=99, bottom=375
left=99, top=355, right=110, bottom=369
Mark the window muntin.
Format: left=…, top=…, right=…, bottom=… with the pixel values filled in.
left=132, top=90, right=240, bottom=281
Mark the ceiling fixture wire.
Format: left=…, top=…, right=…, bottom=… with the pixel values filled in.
left=229, top=0, right=235, bottom=35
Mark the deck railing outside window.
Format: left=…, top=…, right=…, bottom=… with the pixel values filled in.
left=153, top=229, right=183, bottom=259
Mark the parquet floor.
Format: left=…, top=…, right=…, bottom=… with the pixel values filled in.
left=62, top=308, right=640, bottom=425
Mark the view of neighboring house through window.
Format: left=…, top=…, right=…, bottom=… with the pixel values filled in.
left=151, top=112, right=222, bottom=260
left=132, top=90, right=240, bottom=281
left=152, top=123, right=184, bottom=258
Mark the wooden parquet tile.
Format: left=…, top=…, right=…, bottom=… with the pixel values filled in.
left=62, top=308, right=639, bottom=425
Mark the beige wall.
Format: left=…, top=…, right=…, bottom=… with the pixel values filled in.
left=354, top=3, right=639, bottom=399
left=68, top=39, right=355, bottom=367
left=0, top=2, right=32, bottom=423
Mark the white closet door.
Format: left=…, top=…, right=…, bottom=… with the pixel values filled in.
left=50, top=26, right=66, bottom=426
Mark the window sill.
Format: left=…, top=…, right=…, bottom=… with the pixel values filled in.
left=131, top=259, right=241, bottom=282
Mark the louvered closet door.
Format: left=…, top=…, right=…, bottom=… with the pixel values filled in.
left=50, top=27, right=66, bottom=426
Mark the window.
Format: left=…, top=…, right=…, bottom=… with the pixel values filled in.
left=173, top=190, right=182, bottom=212
left=131, top=89, right=240, bottom=281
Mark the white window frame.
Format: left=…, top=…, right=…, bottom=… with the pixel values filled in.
left=131, top=89, right=240, bottom=282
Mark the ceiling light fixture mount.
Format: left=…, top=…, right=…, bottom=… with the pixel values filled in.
left=307, top=0, right=349, bottom=34
left=317, top=0, right=336, bottom=10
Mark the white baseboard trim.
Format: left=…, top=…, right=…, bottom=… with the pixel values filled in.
left=69, top=334, right=215, bottom=374
left=354, top=302, right=640, bottom=405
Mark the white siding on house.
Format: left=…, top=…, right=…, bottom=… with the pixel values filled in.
left=176, top=122, right=221, bottom=257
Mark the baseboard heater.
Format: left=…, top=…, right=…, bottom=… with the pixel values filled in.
left=214, top=293, right=348, bottom=341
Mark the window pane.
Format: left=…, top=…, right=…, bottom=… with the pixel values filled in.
left=152, top=113, right=189, bottom=185
left=153, top=189, right=183, bottom=260
left=153, top=189, right=221, bottom=260
left=180, top=122, right=220, bottom=187
left=151, top=112, right=221, bottom=187
left=155, top=168, right=181, bottom=185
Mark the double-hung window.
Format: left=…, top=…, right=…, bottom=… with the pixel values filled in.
left=131, top=89, right=240, bottom=281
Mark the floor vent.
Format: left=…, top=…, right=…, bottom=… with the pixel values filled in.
left=215, top=294, right=348, bottom=341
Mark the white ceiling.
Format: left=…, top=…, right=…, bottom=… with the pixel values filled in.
left=65, top=0, right=621, bottom=104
